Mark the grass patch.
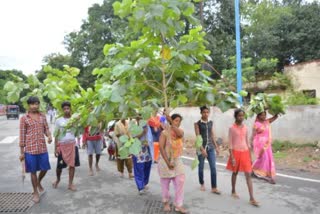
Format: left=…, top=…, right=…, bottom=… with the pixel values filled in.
left=273, top=151, right=287, bottom=159
left=272, top=140, right=317, bottom=152
left=303, top=157, right=313, bottom=163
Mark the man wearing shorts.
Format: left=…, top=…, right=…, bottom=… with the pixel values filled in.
left=19, top=96, right=52, bottom=203
left=52, top=101, right=80, bottom=191
left=83, top=124, right=102, bottom=176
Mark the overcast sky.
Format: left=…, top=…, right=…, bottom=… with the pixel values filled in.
left=0, top=0, right=103, bottom=75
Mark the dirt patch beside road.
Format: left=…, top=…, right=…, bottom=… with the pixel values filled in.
left=183, top=139, right=320, bottom=174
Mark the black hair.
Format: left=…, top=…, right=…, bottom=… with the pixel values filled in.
left=200, top=105, right=209, bottom=113
left=27, top=96, right=40, bottom=105
left=171, top=113, right=183, bottom=121
left=234, top=109, right=245, bottom=118
left=257, top=111, right=266, bottom=117
left=61, top=101, right=71, bottom=109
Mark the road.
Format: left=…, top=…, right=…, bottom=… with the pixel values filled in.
left=0, top=116, right=319, bottom=214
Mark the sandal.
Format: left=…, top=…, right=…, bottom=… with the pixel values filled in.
left=250, top=200, right=259, bottom=207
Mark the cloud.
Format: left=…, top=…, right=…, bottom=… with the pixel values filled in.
left=0, top=0, right=103, bottom=75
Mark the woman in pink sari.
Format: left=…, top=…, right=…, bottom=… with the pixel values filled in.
left=252, top=111, right=278, bottom=184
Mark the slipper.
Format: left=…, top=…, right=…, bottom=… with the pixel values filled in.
left=250, top=200, right=259, bottom=207
left=231, top=193, right=240, bottom=199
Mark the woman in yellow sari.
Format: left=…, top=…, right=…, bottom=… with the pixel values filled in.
left=158, top=114, right=187, bottom=213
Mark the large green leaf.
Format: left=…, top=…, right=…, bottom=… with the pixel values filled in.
left=195, top=135, right=203, bottom=149
left=191, top=158, right=199, bottom=170
left=129, top=138, right=142, bottom=156
left=134, top=57, right=150, bottom=69
left=4, top=81, right=15, bottom=91
left=129, top=122, right=143, bottom=136
left=118, top=146, right=129, bottom=159
left=119, top=135, right=129, bottom=143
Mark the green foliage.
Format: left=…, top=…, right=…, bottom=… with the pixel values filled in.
left=191, top=158, right=199, bottom=170
left=195, top=135, right=203, bottom=150
left=222, top=56, right=255, bottom=88
left=268, top=95, right=286, bottom=115
left=271, top=72, right=292, bottom=89
left=243, top=1, right=320, bottom=68
left=0, top=70, right=28, bottom=109
left=256, top=58, right=279, bottom=77
left=4, top=0, right=241, bottom=159
left=37, top=53, right=74, bottom=82
left=286, top=91, right=319, bottom=105
left=272, top=139, right=317, bottom=152
left=273, top=151, right=287, bottom=159
left=246, top=93, right=286, bottom=117
left=64, top=0, right=128, bottom=88
left=191, top=134, right=203, bottom=170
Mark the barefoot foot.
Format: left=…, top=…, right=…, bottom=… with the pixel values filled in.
left=175, top=206, right=188, bottom=213
left=231, top=193, right=240, bottom=199
left=52, top=180, right=60, bottom=189
left=32, top=192, right=40, bottom=203
left=68, top=184, right=77, bottom=191
left=89, top=169, right=94, bottom=176
left=163, top=202, right=171, bottom=212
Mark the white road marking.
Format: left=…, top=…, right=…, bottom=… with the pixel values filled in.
left=0, top=136, right=18, bottom=144
left=181, top=156, right=320, bottom=184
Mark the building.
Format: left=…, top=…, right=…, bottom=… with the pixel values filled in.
left=284, top=59, right=320, bottom=98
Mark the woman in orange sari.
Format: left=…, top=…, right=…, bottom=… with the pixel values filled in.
left=252, top=111, right=278, bottom=184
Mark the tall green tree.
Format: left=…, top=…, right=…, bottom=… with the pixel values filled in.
left=64, top=0, right=129, bottom=88
left=0, top=70, right=27, bottom=110
left=243, top=0, right=320, bottom=67
left=36, top=53, right=73, bottom=82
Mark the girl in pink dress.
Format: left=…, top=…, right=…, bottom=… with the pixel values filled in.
left=226, top=109, right=259, bottom=207
left=252, top=111, right=278, bottom=184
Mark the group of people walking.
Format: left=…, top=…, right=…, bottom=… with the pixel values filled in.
left=19, top=96, right=279, bottom=213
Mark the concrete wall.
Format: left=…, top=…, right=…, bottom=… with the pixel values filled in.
left=284, top=60, right=320, bottom=98
left=171, top=106, right=320, bottom=144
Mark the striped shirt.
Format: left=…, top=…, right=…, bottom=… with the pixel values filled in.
left=19, top=112, right=51, bottom=155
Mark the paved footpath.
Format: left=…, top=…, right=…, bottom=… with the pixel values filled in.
left=0, top=116, right=319, bottom=214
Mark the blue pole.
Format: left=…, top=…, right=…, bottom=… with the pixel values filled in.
left=235, top=0, right=242, bottom=104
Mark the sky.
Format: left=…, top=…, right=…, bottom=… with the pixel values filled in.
left=0, top=0, right=103, bottom=75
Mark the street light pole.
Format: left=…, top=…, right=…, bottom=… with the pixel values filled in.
left=234, top=0, right=242, bottom=104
